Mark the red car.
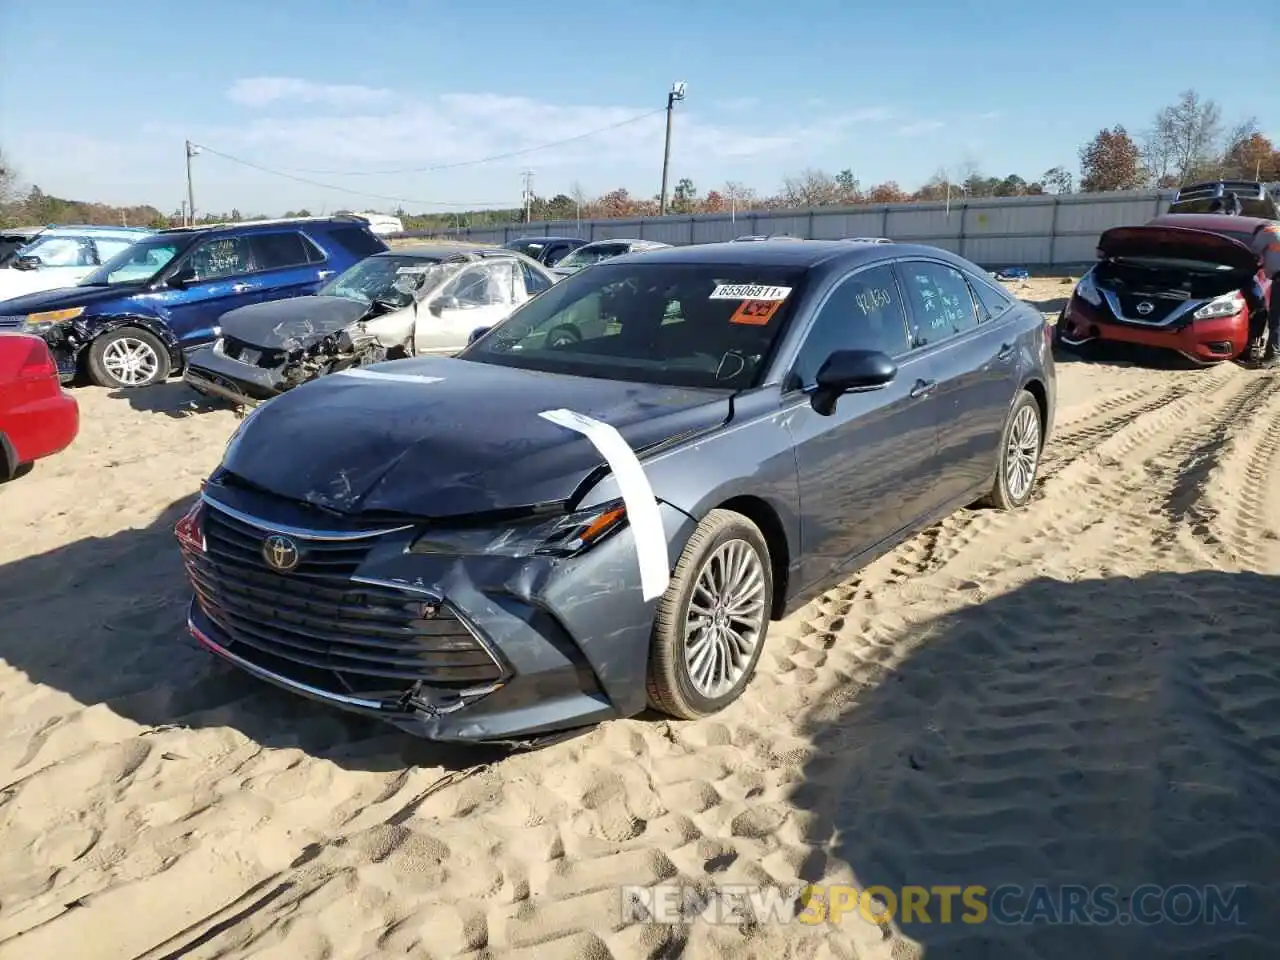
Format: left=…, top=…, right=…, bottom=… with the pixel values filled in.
left=1057, top=214, right=1280, bottom=365
left=0, top=332, right=79, bottom=480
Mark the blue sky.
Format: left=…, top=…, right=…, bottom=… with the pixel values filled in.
left=2, top=0, right=1276, bottom=216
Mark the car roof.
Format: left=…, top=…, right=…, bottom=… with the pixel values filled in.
left=33, top=224, right=153, bottom=236
left=606, top=240, right=962, bottom=273
left=1147, top=213, right=1276, bottom=233
left=580, top=237, right=668, bottom=248
left=374, top=242, right=551, bottom=270
left=506, top=235, right=584, bottom=244
left=159, top=215, right=372, bottom=237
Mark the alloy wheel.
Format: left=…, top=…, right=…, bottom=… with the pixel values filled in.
left=1005, top=404, right=1041, bottom=501
left=102, top=337, right=160, bottom=386
left=683, top=538, right=768, bottom=699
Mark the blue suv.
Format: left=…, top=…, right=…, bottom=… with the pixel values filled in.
left=0, top=216, right=388, bottom=388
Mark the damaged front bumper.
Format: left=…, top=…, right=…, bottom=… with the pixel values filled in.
left=183, top=342, right=287, bottom=406
left=177, top=484, right=696, bottom=743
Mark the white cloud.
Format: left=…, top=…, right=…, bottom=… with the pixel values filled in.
left=177, top=81, right=896, bottom=175
left=975, top=110, right=1003, bottom=121
left=895, top=120, right=945, bottom=136
left=226, top=77, right=393, bottom=109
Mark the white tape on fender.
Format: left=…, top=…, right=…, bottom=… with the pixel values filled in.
left=334, top=369, right=444, bottom=384
left=539, top=408, right=670, bottom=601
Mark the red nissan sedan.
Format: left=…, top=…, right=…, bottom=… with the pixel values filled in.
left=0, top=332, right=79, bottom=480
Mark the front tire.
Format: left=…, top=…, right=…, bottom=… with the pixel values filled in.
left=981, top=391, right=1043, bottom=510
left=647, top=509, right=773, bottom=720
left=87, top=327, right=171, bottom=388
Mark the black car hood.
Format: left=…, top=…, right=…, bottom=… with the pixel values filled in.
left=219, top=356, right=730, bottom=518
left=219, top=296, right=371, bottom=350
left=0, top=281, right=150, bottom=314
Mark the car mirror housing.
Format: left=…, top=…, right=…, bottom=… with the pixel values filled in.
left=811, top=349, right=897, bottom=415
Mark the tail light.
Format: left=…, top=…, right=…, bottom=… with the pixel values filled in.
left=17, top=337, right=57, bottom=381
left=175, top=499, right=206, bottom=553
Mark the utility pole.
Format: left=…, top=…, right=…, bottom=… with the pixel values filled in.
left=521, top=170, right=534, bottom=223
left=658, top=82, right=686, bottom=217
left=185, top=140, right=200, bottom=225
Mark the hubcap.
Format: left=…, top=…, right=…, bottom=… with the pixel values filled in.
left=683, top=538, right=767, bottom=699
left=102, top=337, right=159, bottom=386
left=1005, top=405, right=1041, bottom=500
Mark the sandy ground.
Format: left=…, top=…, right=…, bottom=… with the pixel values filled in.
left=1, top=278, right=1278, bottom=959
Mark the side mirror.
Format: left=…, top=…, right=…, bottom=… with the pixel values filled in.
left=14, top=255, right=41, bottom=271
left=168, top=266, right=196, bottom=289
left=467, top=325, right=492, bottom=345
left=810, top=349, right=897, bottom=416
left=430, top=295, right=460, bottom=316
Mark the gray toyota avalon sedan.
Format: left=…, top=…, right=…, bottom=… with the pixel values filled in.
left=175, top=240, right=1055, bottom=744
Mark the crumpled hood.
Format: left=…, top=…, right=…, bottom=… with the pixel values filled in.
left=219, top=355, right=730, bottom=517
left=1097, top=225, right=1260, bottom=271
left=219, top=295, right=372, bottom=350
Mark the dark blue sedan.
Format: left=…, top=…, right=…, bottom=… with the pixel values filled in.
left=175, top=239, right=1055, bottom=743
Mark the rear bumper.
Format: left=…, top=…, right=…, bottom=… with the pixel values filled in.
left=1061, top=296, right=1249, bottom=363
left=0, top=386, right=78, bottom=465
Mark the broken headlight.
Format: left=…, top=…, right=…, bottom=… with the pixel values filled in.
left=409, top=501, right=628, bottom=559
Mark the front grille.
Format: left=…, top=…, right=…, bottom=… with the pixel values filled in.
left=1115, top=295, right=1181, bottom=323
left=183, top=502, right=504, bottom=699
left=222, top=337, right=285, bottom=367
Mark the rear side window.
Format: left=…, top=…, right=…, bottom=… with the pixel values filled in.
left=325, top=225, right=384, bottom=259
left=522, top=261, right=552, bottom=295
left=250, top=231, right=315, bottom=270
left=93, top=238, right=136, bottom=263
left=789, top=264, right=911, bottom=389
left=970, top=277, right=1014, bottom=319
left=899, top=260, right=981, bottom=342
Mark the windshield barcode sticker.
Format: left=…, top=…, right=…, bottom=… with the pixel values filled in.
left=709, top=284, right=792, bottom=301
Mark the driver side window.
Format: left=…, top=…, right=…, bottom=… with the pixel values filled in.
left=788, top=264, right=910, bottom=390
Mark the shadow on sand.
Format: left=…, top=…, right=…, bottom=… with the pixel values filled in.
left=0, top=496, right=507, bottom=773
left=106, top=380, right=234, bottom=419
left=793, top=570, right=1280, bottom=958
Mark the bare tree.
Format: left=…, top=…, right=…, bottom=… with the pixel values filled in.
left=1147, top=89, right=1224, bottom=184
left=777, top=168, right=843, bottom=207
left=1041, top=166, right=1074, bottom=194
left=0, top=147, right=18, bottom=207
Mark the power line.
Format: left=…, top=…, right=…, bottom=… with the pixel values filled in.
left=190, top=143, right=519, bottom=208
left=209, top=107, right=667, bottom=177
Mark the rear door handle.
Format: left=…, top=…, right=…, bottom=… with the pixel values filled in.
left=911, top=378, right=937, bottom=399
left=997, top=343, right=1015, bottom=361
left=317, top=270, right=335, bottom=279
left=231, top=282, right=255, bottom=293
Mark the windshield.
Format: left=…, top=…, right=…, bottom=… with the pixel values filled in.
left=319, top=254, right=458, bottom=306
left=556, top=243, right=629, bottom=270
left=80, top=235, right=190, bottom=285
left=459, top=261, right=809, bottom=389
left=505, top=240, right=544, bottom=257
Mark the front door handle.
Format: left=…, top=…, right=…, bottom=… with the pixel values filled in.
left=997, top=343, right=1015, bottom=361
left=910, top=378, right=937, bottom=399
left=317, top=270, right=335, bottom=279
left=231, top=282, right=254, bottom=293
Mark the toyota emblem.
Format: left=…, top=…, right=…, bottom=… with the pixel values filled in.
left=1136, top=301, right=1155, bottom=316
left=262, top=534, right=301, bottom=572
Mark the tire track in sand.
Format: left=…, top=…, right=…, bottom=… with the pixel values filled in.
left=1173, top=375, right=1280, bottom=569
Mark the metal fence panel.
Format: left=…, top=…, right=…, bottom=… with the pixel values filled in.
left=410, top=184, right=1278, bottom=267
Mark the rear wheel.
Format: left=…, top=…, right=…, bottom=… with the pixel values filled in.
left=87, top=327, right=171, bottom=388
left=981, top=391, right=1043, bottom=510
left=647, top=509, right=773, bottom=720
